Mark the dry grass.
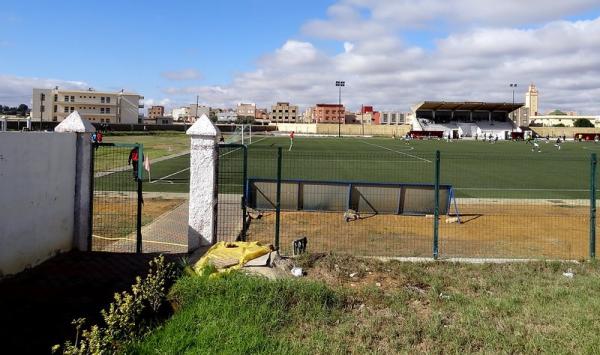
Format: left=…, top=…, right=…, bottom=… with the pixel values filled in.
left=92, top=197, right=184, bottom=251
left=247, top=203, right=590, bottom=260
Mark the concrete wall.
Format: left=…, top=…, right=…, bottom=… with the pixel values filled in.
left=0, top=132, right=80, bottom=276
left=277, top=123, right=411, bottom=137
left=531, top=127, right=600, bottom=138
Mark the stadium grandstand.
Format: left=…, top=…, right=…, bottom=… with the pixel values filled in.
left=410, top=101, right=524, bottom=140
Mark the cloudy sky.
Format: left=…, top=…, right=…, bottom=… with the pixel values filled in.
left=2, top=0, right=600, bottom=114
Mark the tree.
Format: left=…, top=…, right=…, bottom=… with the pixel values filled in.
left=209, top=111, right=218, bottom=123
left=552, top=123, right=566, bottom=127
left=17, top=104, right=28, bottom=117
left=235, top=116, right=255, bottom=125
left=574, top=118, right=594, bottom=128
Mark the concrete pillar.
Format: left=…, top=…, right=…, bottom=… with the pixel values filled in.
left=55, top=111, right=96, bottom=251
left=186, top=114, right=220, bottom=250
left=0, top=116, right=6, bottom=131
left=488, top=111, right=492, bottom=124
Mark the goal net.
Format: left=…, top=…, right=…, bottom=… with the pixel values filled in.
left=225, top=124, right=252, bottom=144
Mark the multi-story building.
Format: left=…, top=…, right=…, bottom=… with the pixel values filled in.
left=511, top=106, right=530, bottom=127
left=380, top=111, right=407, bottom=125
left=525, top=84, right=539, bottom=117
left=148, top=105, right=164, bottom=119
left=269, top=102, right=298, bottom=123
left=170, top=105, right=210, bottom=122
left=171, top=107, right=189, bottom=121
left=217, top=110, right=237, bottom=124
left=301, top=107, right=314, bottom=123
left=32, top=87, right=143, bottom=124
left=189, top=104, right=210, bottom=122
left=237, top=103, right=256, bottom=118
left=355, top=106, right=376, bottom=125
left=313, top=104, right=346, bottom=124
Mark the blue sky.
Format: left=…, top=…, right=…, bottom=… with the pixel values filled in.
left=2, top=0, right=600, bottom=113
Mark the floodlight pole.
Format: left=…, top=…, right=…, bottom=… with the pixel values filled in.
left=336, top=81, right=345, bottom=138
left=510, top=83, right=517, bottom=123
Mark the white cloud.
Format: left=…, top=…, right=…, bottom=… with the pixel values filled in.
left=0, top=74, right=88, bottom=106
left=160, top=1, right=600, bottom=114
left=161, top=68, right=202, bottom=81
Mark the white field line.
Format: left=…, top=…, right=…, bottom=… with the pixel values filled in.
left=456, top=187, right=589, bottom=191
left=150, top=136, right=268, bottom=184
left=92, top=234, right=187, bottom=247
left=358, top=140, right=432, bottom=163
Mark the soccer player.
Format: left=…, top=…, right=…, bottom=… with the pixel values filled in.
left=128, top=146, right=141, bottom=180
left=289, top=131, right=295, bottom=151
left=532, top=139, right=541, bottom=153
left=554, top=137, right=562, bottom=150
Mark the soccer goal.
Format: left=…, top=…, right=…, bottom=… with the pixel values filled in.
left=225, top=124, right=252, bottom=144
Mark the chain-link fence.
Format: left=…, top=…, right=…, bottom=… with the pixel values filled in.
left=91, top=143, right=142, bottom=253
left=243, top=147, right=598, bottom=260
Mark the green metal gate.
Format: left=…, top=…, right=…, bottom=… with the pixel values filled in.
left=90, top=142, right=144, bottom=253
left=217, top=144, right=248, bottom=242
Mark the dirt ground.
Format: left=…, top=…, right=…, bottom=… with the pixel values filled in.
left=92, top=197, right=185, bottom=252
left=246, top=203, right=590, bottom=260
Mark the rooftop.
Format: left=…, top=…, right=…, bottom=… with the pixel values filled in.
left=412, top=101, right=524, bottom=112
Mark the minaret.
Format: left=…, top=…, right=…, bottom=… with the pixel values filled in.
left=525, top=84, right=539, bottom=116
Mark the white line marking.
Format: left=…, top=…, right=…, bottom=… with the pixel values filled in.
left=358, top=140, right=432, bottom=163
left=150, top=166, right=189, bottom=184
left=151, top=137, right=269, bottom=184
left=92, top=235, right=187, bottom=247
left=456, top=187, right=588, bottom=191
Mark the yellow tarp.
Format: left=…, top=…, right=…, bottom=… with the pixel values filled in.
left=194, top=241, right=272, bottom=275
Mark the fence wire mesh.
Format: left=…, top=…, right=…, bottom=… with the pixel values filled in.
left=440, top=153, right=589, bottom=260
left=92, top=144, right=140, bottom=252
left=243, top=144, right=597, bottom=260
left=216, top=144, right=248, bottom=242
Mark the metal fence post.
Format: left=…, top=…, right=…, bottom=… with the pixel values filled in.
left=136, top=144, right=144, bottom=253
left=433, top=150, right=440, bottom=260
left=275, top=147, right=282, bottom=251
left=590, top=153, right=597, bottom=259
left=241, top=145, right=248, bottom=241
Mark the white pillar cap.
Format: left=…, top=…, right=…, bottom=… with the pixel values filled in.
left=54, top=111, right=96, bottom=133
left=186, top=114, right=218, bottom=136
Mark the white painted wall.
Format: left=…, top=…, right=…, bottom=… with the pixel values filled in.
left=0, top=132, right=77, bottom=276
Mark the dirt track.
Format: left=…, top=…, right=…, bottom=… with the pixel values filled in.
left=246, top=203, right=591, bottom=260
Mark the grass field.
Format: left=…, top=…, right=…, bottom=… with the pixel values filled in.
left=128, top=256, right=600, bottom=354
left=96, top=135, right=597, bottom=199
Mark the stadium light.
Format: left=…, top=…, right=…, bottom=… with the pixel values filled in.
left=509, top=83, right=517, bottom=124
left=336, top=81, right=345, bottom=138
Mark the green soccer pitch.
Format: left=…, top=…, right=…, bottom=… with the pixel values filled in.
left=95, top=136, right=600, bottom=199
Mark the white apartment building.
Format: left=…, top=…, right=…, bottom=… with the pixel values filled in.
left=217, top=110, right=237, bottom=124
left=32, top=87, right=143, bottom=124
left=171, top=107, right=190, bottom=121
left=380, top=111, right=406, bottom=125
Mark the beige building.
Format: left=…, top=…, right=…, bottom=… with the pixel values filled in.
left=380, top=111, right=406, bottom=125
left=148, top=105, right=164, bottom=119
left=269, top=102, right=298, bottom=123
left=525, top=84, right=539, bottom=117
left=237, top=103, right=256, bottom=118
left=32, top=87, right=143, bottom=124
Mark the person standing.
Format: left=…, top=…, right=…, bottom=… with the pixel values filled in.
left=289, top=131, right=295, bottom=151
left=128, top=146, right=141, bottom=181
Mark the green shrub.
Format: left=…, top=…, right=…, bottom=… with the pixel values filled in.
left=52, top=255, right=178, bottom=354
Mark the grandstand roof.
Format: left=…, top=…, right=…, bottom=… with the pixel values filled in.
left=412, top=101, right=524, bottom=112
